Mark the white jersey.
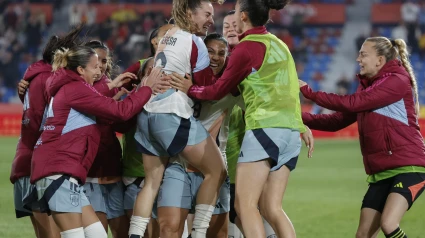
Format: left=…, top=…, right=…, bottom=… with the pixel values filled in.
left=143, top=28, right=210, bottom=119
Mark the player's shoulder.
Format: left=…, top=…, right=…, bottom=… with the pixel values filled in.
left=191, top=34, right=207, bottom=51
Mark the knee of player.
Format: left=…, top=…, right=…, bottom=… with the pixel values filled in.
left=203, top=168, right=226, bottom=182
left=258, top=202, right=282, bottom=220
left=259, top=207, right=279, bottom=223
left=158, top=217, right=182, bottom=234
left=144, top=174, right=164, bottom=189
left=234, top=199, right=256, bottom=217
left=379, top=217, right=400, bottom=235
left=84, top=221, right=108, bottom=238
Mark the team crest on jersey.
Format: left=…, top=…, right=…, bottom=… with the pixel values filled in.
left=70, top=193, right=79, bottom=207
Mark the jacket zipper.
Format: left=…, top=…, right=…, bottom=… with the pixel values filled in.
left=360, top=109, right=372, bottom=172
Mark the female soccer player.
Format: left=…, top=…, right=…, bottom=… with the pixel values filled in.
left=221, top=10, right=277, bottom=238
left=11, top=25, right=84, bottom=238
left=170, top=1, right=304, bottom=237
left=156, top=33, right=236, bottom=238
left=300, top=37, right=425, bottom=238
left=24, top=45, right=162, bottom=238
left=129, top=2, right=227, bottom=238
left=83, top=40, right=138, bottom=238
left=222, top=10, right=238, bottom=51
left=123, top=25, right=173, bottom=238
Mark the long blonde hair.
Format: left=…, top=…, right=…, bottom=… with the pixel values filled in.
left=366, top=37, right=419, bottom=115
left=172, top=0, right=224, bottom=33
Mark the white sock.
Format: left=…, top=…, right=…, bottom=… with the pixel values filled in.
left=60, top=227, right=85, bottom=238
left=191, top=204, right=214, bottom=238
left=129, top=215, right=150, bottom=237
left=263, top=217, right=276, bottom=237
left=182, top=219, right=189, bottom=238
left=84, top=221, right=107, bottom=238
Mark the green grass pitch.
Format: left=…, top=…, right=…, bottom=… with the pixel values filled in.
left=0, top=137, right=423, bottom=237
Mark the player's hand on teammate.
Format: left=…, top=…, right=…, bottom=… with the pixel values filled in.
left=108, top=72, right=137, bottom=90
left=169, top=72, right=193, bottom=94
left=112, top=87, right=130, bottom=101
left=299, top=79, right=307, bottom=88
left=301, top=125, right=314, bottom=158
left=17, top=79, right=29, bottom=95
left=143, top=66, right=170, bottom=94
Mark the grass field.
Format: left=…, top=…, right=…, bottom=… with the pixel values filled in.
left=0, top=137, right=424, bottom=237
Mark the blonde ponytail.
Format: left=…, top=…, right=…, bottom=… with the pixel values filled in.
left=52, top=48, right=70, bottom=71
left=366, top=37, right=420, bottom=115
left=51, top=46, right=97, bottom=74
left=394, top=39, right=420, bottom=115
left=172, top=0, right=198, bottom=33
left=172, top=0, right=223, bottom=33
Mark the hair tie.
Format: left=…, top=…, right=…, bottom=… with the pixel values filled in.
left=390, top=39, right=396, bottom=47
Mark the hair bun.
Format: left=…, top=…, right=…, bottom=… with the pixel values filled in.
left=265, top=0, right=289, bottom=10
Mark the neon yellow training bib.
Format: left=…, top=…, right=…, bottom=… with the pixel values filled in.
left=238, top=33, right=305, bottom=132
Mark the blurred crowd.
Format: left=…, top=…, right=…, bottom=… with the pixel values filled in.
left=350, top=0, right=425, bottom=94
left=0, top=0, right=48, bottom=102
left=0, top=0, right=320, bottom=103
left=2, top=0, right=421, bottom=104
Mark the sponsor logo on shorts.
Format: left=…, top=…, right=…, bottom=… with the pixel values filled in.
left=239, top=151, right=244, bottom=158
left=267, top=235, right=277, bottom=238
left=70, top=193, right=79, bottom=207
left=394, top=182, right=403, bottom=188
